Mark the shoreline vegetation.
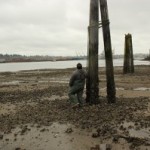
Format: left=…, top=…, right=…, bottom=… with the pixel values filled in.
left=0, top=65, right=150, bottom=150
left=0, top=53, right=149, bottom=63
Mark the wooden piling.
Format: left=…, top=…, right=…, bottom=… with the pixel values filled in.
left=86, top=0, right=99, bottom=104
left=99, top=0, right=116, bottom=103
left=123, top=33, right=134, bottom=74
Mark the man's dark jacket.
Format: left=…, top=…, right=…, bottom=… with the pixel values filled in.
left=69, top=69, right=86, bottom=89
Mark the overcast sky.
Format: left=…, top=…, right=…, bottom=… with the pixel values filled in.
left=0, top=0, right=149, bottom=56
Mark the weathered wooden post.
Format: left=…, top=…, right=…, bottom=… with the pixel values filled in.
left=86, top=0, right=99, bottom=104
left=99, top=0, right=116, bottom=103
left=123, top=33, right=134, bottom=74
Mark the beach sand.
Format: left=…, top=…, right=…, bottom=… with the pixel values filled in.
left=0, top=65, right=150, bottom=150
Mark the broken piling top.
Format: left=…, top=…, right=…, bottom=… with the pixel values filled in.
left=123, top=33, right=134, bottom=74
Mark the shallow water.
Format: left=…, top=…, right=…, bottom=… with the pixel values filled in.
left=122, top=122, right=150, bottom=139
left=0, top=122, right=150, bottom=150
left=0, top=123, right=100, bottom=150
left=134, top=87, right=150, bottom=91
left=1, top=81, right=20, bottom=86
left=0, top=59, right=149, bottom=72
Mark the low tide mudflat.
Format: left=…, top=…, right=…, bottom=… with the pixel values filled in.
left=0, top=65, right=150, bottom=150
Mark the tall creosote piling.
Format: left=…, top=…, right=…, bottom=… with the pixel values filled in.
left=86, top=0, right=99, bottom=104
left=123, top=33, right=134, bottom=74
left=99, top=0, right=116, bottom=103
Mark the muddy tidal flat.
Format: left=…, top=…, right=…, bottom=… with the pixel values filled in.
left=0, top=65, right=150, bottom=150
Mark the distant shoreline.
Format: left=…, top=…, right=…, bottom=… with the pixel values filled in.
left=0, top=53, right=149, bottom=63
left=0, top=57, right=149, bottom=64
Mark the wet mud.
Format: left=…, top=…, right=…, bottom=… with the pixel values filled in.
left=0, top=65, right=150, bottom=150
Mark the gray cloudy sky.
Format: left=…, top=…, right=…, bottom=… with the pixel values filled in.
left=0, top=0, right=149, bottom=56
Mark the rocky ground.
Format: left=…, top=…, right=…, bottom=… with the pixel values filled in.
left=0, top=65, right=150, bottom=150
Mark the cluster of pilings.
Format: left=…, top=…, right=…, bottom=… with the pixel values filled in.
left=86, top=0, right=116, bottom=104
left=86, top=0, right=134, bottom=105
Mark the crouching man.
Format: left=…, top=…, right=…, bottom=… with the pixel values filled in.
left=68, top=63, right=87, bottom=108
